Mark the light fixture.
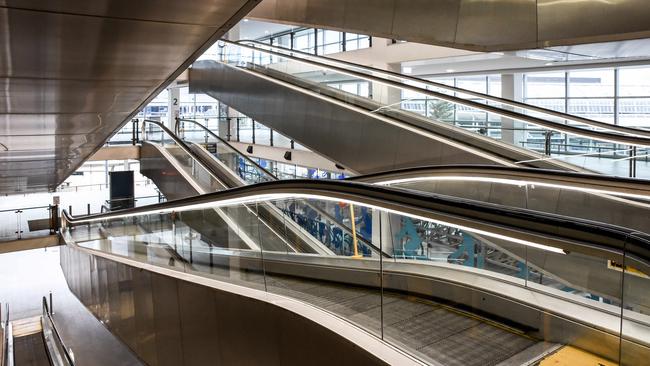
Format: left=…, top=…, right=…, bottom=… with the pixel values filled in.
left=403, top=67, right=413, bottom=74
left=243, top=19, right=249, bottom=22
left=545, top=62, right=555, bottom=66
left=264, top=30, right=270, bottom=34
left=246, top=145, right=253, bottom=154
left=284, top=151, right=292, bottom=161
left=445, top=69, right=455, bottom=73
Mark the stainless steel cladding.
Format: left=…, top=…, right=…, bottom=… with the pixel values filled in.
left=249, top=0, right=650, bottom=51
left=0, top=0, right=260, bottom=193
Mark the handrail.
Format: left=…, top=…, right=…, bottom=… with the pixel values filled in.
left=60, top=179, right=650, bottom=265
left=142, top=119, right=228, bottom=188
left=176, top=118, right=277, bottom=180
left=218, top=40, right=650, bottom=147
left=239, top=39, right=650, bottom=140
left=42, top=297, right=74, bottom=366
left=350, top=164, right=650, bottom=199
left=1, top=303, right=10, bottom=366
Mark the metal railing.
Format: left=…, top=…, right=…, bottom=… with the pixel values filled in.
left=1, top=303, right=10, bottom=366
left=0, top=205, right=58, bottom=241
left=42, top=296, right=74, bottom=366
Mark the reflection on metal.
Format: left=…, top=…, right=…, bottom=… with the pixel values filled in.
left=241, top=39, right=650, bottom=140
left=248, top=0, right=650, bottom=51
left=0, top=0, right=260, bottom=194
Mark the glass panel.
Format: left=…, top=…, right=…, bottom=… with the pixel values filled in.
left=569, top=69, right=615, bottom=98
left=567, top=98, right=615, bottom=124
left=618, top=98, right=650, bottom=129
left=621, top=233, right=650, bottom=366
left=525, top=72, right=566, bottom=98
left=619, top=66, right=650, bottom=97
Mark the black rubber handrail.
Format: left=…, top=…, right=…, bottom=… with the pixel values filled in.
left=239, top=39, right=650, bottom=140
left=349, top=164, right=650, bottom=197
left=42, top=297, right=74, bottom=366
left=61, top=179, right=650, bottom=266
left=220, top=40, right=650, bottom=146
left=176, top=117, right=277, bottom=180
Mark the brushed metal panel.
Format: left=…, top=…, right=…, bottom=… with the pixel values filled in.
left=455, top=0, right=537, bottom=49
left=0, top=78, right=155, bottom=114
left=0, top=0, right=247, bottom=26
left=392, top=0, right=459, bottom=45
left=343, top=0, right=395, bottom=36
left=249, top=0, right=650, bottom=50
left=0, top=0, right=256, bottom=193
left=538, top=0, right=650, bottom=45
left=212, top=290, right=281, bottom=365
left=178, top=281, right=221, bottom=366
left=151, top=272, right=184, bottom=366
left=190, top=61, right=496, bottom=174
left=132, top=268, right=158, bottom=365
left=305, top=0, right=346, bottom=30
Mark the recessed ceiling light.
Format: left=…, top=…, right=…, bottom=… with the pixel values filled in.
left=545, top=62, right=554, bottom=66
left=403, top=67, right=413, bottom=74
left=446, top=69, right=455, bottom=73
left=491, top=52, right=505, bottom=56
left=264, top=30, right=270, bottom=34
left=243, top=19, right=249, bottom=22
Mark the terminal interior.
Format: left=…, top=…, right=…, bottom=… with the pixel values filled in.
left=1, top=1, right=650, bottom=365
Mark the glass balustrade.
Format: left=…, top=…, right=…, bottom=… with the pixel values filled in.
left=209, top=41, right=650, bottom=178
left=62, top=187, right=650, bottom=365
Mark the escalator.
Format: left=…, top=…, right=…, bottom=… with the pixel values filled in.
left=2, top=298, right=75, bottom=366
left=59, top=179, right=650, bottom=366
left=189, top=40, right=650, bottom=177
left=138, top=119, right=372, bottom=257
left=140, top=117, right=650, bottom=300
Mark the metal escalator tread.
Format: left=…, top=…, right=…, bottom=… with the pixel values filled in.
left=262, top=274, right=537, bottom=366
left=13, top=333, right=51, bottom=366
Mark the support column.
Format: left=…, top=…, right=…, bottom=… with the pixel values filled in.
left=500, top=74, right=524, bottom=145
left=167, top=86, right=180, bottom=131
left=369, top=38, right=402, bottom=106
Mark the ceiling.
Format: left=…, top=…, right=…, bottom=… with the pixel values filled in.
left=0, top=0, right=259, bottom=193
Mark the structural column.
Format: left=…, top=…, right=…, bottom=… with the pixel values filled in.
left=167, top=86, right=180, bottom=131
left=500, top=73, right=524, bottom=145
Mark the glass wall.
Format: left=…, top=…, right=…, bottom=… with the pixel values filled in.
left=524, top=66, right=650, bottom=129
left=401, top=75, right=503, bottom=139
left=262, top=27, right=371, bottom=55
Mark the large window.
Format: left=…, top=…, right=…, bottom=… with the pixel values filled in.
left=401, top=75, right=503, bottom=139
left=260, top=27, right=371, bottom=55
left=524, top=67, right=650, bottom=129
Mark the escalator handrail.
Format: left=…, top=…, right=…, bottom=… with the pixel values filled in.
left=41, top=297, right=74, bottom=366
left=176, top=118, right=278, bottom=180
left=218, top=40, right=650, bottom=147
left=141, top=119, right=227, bottom=188
left=175, top=118, right=386, bottom=257
left=349, top=164, right=650, bottom=198
left=239, top=39, right=650, bottom=140
left=1, top=303, right=9, bottom=366
left=60, top=179, right=650, bottom=265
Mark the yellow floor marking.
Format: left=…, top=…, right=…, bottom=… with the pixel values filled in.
left=540, top=346, right=617, bottom=366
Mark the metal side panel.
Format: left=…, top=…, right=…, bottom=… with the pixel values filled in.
left=0, top=0, right=260, bottom=194
left=248, top=0, right=650, bottom=51
left=190, top=61, right=497, bottom=174
left=59, top=245, right=392, bottom=366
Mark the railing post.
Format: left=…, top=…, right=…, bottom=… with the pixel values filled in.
left=15, top=209, right=22, bottom=239
left=49, top=292, right=53, bottom=315
left=544, top=131, right=553, bottom=156
left=629, top=146, right=637, bottom=178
